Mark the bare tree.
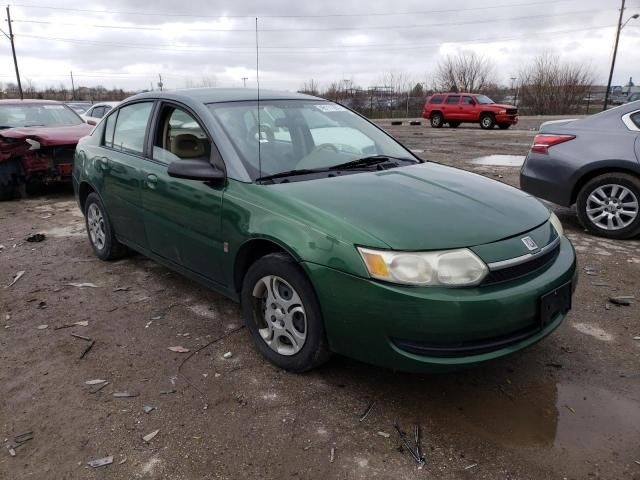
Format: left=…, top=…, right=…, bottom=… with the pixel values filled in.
left=299, top=79, right=320, bottom=95
left=433, top=52, right=496, bottom=92
left=518, top=53, right=594, bottom=115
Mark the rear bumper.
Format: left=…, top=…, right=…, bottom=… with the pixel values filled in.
left=520, top=154, right=574, bottom=206
left=306, top=237, right=576, bottom=372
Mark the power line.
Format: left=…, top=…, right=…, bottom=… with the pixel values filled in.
left=12, top=24, right=616, bottom=56
left=12, top=8, right=611, bottom=32
left=9, top=0, right=590, bottom=19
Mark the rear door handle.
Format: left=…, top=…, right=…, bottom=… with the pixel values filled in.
left=146, top=174, right=158, bottom=189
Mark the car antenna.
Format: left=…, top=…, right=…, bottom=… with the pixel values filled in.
left=255, top=16, right=262, bottom=180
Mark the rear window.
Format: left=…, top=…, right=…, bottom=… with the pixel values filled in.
left=429, top=95, right=445, bottom=104
left=445, top=96, right=460, bottom=105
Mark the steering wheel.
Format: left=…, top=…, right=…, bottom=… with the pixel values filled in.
left=248, top=124, right=275, bottom=145
left=310, top=143, right=340, bottom=154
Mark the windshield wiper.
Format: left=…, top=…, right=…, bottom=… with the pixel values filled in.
left=328, top=155, right=415, bottom=170
left=256, top=168, right=330, bottom=183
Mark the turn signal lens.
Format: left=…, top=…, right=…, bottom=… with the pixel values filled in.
left=360, top=251, right=390, bottom=278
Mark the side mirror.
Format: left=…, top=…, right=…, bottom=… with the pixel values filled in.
left=87, top=119, right=97, bottom=126
left=167, top=159, right=225, bottom=183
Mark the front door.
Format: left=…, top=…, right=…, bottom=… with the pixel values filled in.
left=460, top=96, right=477, bottom=122
left=97, top=101, right=154, bottom=250
left=140, top=102, right=226, bottom=286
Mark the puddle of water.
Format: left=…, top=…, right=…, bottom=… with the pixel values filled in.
left=469, top=154, right=525, bottom=167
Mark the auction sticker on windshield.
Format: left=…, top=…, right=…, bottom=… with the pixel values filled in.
left=315, top=104, right=346, bottom=112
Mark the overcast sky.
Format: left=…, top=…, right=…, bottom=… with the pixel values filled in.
left=1, top=0, right=639, bottom=92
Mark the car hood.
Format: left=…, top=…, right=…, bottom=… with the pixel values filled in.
left=0, top=124, right=93, bottom=146
left=270, top=163, right=550, bottom=250
left=489, top=103, right=517, bottom=110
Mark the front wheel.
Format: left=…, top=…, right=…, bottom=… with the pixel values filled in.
left=241, top=253, right=331, bottom=372
left=84, top=192, right=128, bottom=260
left=480, top=113, right=495, bottom=129
left=576, top=173, right=640, bottom=239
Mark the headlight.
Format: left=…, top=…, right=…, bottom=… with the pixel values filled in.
left=549, top=212, right=564, bottom=237
left=499, top=109, right=507, bottom=114
left=357, top=247, right=488, bottom=287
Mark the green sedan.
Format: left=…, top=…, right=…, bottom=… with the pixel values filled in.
left=73, top=88, right=576, bottom=372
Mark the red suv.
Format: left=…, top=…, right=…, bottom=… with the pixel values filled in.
left=422, top=93, right=518, bottom=130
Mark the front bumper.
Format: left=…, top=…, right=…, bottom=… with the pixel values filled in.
left=305, top=237, right=576, bottom=372
left=495, top=113, right=518, bottom=125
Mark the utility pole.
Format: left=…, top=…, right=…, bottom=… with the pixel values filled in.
left=5, top=6, right=23, bottom=100
left=241, top=77, right=248, bottom=88
left=157, top=74, right=163, bottom=92
left=604, top=0, right=626, bottom=111
left=70, top=71, right=76, bottom=100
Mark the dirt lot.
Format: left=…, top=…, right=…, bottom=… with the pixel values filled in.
left=1, top=116, right=639, bottom=480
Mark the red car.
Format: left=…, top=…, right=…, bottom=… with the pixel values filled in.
left=0, top=100, right=93, bottom=200
left=422, top=93, right=518, bottom=130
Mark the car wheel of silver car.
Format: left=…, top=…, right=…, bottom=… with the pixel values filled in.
left=577, top=173, right=640, bottom=239
left=430, top=112, right=443, bottom=128
left=84, top=192, right=128, bottom=260
left=241, top=252, right=331, bottom=372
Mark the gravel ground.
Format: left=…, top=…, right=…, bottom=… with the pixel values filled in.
left=1, top=116, right=639, bottom=480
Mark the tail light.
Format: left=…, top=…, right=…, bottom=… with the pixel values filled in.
left=530, top=134, right=575, bottom=154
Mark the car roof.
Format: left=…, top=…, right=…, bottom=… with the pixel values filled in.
left=431, top=93, right=477, bottom=96
left=127, top=87, right=322, bottom=104
left=0, top=99, right=63, bottom=105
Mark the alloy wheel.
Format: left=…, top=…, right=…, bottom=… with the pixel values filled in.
left=252, top=275, right=307, bottom=356
left=87, top=203, right=106, bottom=250
left=586, top=184, right=639, bottom=231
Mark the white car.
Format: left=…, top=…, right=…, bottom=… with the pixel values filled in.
left=81, top=101, right=119, bottom=125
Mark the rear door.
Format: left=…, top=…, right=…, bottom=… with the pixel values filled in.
left=140, top=101, right=227, bottom=285
left=443, top=95, right=461, bottom=121
left=97, top=101, right=154, bottom=250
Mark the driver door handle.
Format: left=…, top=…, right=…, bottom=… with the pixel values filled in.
left=146, top=174, right=158, bottom=189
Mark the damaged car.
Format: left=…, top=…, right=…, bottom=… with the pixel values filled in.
left=0, top=99, right=94, bottom=200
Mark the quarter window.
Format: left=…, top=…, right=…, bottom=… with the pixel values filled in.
left=153, top=106, right=211, bottom=163
left=445, top=96, right=460, bottom=104
left=631, top=111, right=640, bottom=129
left=103, top=111, right=117, bottom=148
left=430, top=95, right=444, bottom=104
left=112, top=102, right=153, bottom=155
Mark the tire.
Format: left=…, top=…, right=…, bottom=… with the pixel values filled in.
left=498, top=123, right=511, bottom=130
left=240, top=252, right=331, bottom=372
left=448, top=121, right=461, bottom=128
left=0, top=159, right=22, bottom=201
left=430, top=112, right=443, bottom=128
left=83, top=192, right=128, bottom=260
left=480, top=113, right=495, bottom=129
left=0, top=181, right=19, bottom=201
left=576, top=173, right=640, bottom=239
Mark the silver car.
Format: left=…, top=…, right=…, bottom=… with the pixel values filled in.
left=520, top=101, right=640, bottom=239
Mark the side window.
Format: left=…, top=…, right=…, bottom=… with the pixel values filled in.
left=153, top=106, right=211, bottom=163
left=462, top=96, right=474, bottom=105
left=103, top=111, right=117, bottom=148
left=112, top=102, right=153, bottom=155
left=92, top=106, right=105, bottom=118
left=445, top=95, right=460, bottom=105
left=430, top=95, right=444, bottom=104
left=631, top=112, right=640, bottom=129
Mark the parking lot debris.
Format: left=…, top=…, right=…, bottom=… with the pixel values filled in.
left=87, top=456, right=113, bottom=468
left=377, top=431, right=391, bottom=438
left=36, top=324, right=48, bottom=330
left=169, top=346, right=190, bottom=353
left=71, top=333, right=92, bottom=341
left=391, top=121, right=402, bottom=126
left=8, top=447, right=16, bottom=457
left=113, top=392, right=138, bottom=398
left=37, top=301, right=46, bottom=309
left=25, top=233, right=45, bottom=242
left=564, top=405, right=576, bottom=414
left=409, top=121, right=421, bottom=126
left=329, top=447, right=335, bottom=463
left=113, top=286, right=130, bottom=292
left=65, top=282, right=98, bottom=288
left=634, top=337, right=640, bottom=340
left=359, top=401, right=375, bottom=422
left=160, top=389, right=176, bottom=395
left=609, top=297, right=632, bottom=306
left=393, top=421, right=425, bottom=467
left=85, top=379, right=107, bottom=385
left=89, top=382, right=110, bottom=394
left=465, top=463, right=479, bottom=470
left=592, top=282, right=610, bottom=287
left=223, top=351, right=233, bottom=359
left=118, top=456, right=127, bottom=465
left=143, top=405, right=155, bottom=414
left=142, top=429, right=159, bottom=442
left=55, top=320, right=89, bottom=330
left=7, top=270, right=25, bottom=287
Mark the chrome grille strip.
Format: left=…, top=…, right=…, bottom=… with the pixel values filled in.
left=486, top=235, right=561, bottom=271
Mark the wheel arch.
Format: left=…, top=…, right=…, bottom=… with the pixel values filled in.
left=78, top=181, right=98, bottom=213
left=570, top=161, right=640, bottom=205
left=430, top=110, right=443, bottom=119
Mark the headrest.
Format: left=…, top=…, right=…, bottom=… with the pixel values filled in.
left=172, top=133, right=205, bottom=158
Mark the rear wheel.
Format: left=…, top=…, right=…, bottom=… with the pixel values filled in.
left=480, top=113, right=495, bottom=129
left=241, top=253, right=331, bottom=372
left=84, top=192, right=128, bottom=260
left=448, top=121, right=461, bottom=128
left=430, top=112, right=443, bottom=128
left=576, top=173, right=640, bottom=239
left=498, top=123, right=511, bottom=130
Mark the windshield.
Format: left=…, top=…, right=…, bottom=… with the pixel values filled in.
left=0, top=104, right=83, bottom=128
left=475, top=95, right=495, bottom=105
left=208, top=100, right=416, bottom=181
